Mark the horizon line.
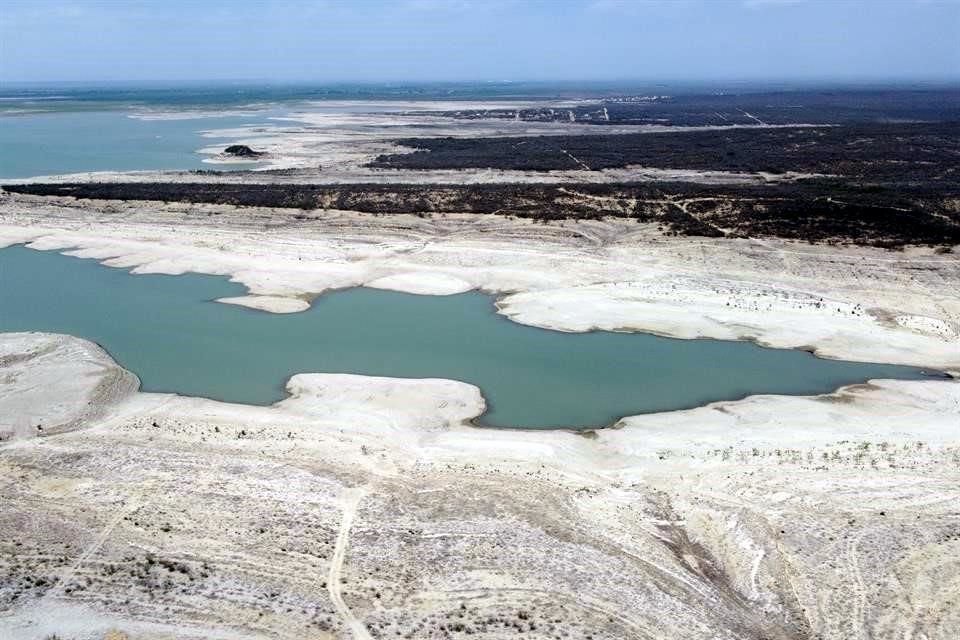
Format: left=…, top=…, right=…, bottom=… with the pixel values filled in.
left=3, top=76, right=960, bottom=87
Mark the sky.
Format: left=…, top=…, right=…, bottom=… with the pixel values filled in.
left=1, top=0, right=958, bottom=84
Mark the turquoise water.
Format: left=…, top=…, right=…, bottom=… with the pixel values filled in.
left=0, top=80, right=780, bottom=180
left=0, top=246, right=936, bottom=428
left=0, top=81, right=719, bottom=113
left=0, top=81, right=566, bottom=179
left=0, top=111, right=271, bottom=179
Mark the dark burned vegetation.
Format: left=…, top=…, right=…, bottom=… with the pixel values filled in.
left=369, top=122, right=960, bottom=179
left=7, top=97, right=960, bottom=249
left=7, top=179, right=959, bottom=249
left=412, top=88, right=960, bottom=127
left=359, top=117, right=960, bottom=249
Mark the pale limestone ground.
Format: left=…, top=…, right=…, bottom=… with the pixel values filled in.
left=0, top=334, right=958, bottom=640
left=1, top=191, right=957, bottom=371
left=0, top=197, right=958, bottom=639
left=4, top=99, right=825, bottom=184
left=0, top=333, right=138, bottom=441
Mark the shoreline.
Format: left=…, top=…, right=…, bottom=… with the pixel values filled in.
left=1, top=331, right=958, bottom=639
left=0, top=194, right=958, bottom=638
left=1, top=194, right=957, bottom=430
left=1, top=191, right=957, bottom=372
left=7, top=241, right=948, bottom=433
left=3, top=98, right=835, bottom=185
left=4, top=330, right=959, bottom=457
left=0, top=164, right=820, bottom=187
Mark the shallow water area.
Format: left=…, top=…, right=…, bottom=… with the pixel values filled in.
left=0, top=110, right=277, bottom=178
left=0, top=246, right=937, bottom=429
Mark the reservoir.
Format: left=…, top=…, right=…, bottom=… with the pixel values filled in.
left=0, top=246, right=935, bottom=428
left=0, top=110, right=275, bottom=179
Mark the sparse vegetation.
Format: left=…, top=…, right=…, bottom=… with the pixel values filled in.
left=7, top=179, right=958, bottom=247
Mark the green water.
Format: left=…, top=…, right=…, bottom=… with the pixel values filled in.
left=0, top=246, right=936, bottom=428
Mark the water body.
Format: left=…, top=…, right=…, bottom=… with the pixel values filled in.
left=0, top=81, right=576, bottom=179
left=0, top=111, right=273, bottom=179
left=0, top=246, right=936, bottom=429
left=0, top=80, right=835, bottom=180
left=0, top=80, right=749, bottom=114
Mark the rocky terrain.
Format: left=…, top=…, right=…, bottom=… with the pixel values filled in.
left=223, top=145, right=264, bottom=158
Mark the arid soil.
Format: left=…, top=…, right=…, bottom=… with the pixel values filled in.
left=0, top=332, right=957, bottom=640
left=6, top=180, right=959, bottom=248
left=0, top=194, right=958, bottom=640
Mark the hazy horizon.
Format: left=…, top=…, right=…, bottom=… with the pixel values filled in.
left=2, top=0, right=958, bottom=85
left=3, top=77, right=959, bottom=89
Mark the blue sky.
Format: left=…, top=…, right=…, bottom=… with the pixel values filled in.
left=1, top=0, right=958, bottom=83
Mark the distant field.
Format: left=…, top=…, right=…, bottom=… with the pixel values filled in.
left=403, top=88, right=960, bottom=126
left=7, top=88, right=960, bottom=249
left=369, top=122, right=960, bottom=181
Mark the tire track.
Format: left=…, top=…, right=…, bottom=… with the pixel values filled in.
left=44, top=495, right=143, bottom=600
left=327, top=486, right=372, bottom=640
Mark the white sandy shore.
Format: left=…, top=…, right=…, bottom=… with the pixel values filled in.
left=0, top=333, right=138, bottom=441
left=131, top=99, right=595, bottom=122
left=1, top=331, right=958, bottom=639
left=0, top=194, right=958, bottom=639
left=216, top=294, right=311, bottom=313
left=1, top=192, right=956, bottom=372
left=196, top=110, right=825, bottom=175
left=128, top=107, right=275, bottom=121
left=2, top=97, right=828, bottom=184
left=4, top=164, right=825, bottom=187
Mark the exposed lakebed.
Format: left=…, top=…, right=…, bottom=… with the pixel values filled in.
left=0, top=245, right=936, bottom=428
